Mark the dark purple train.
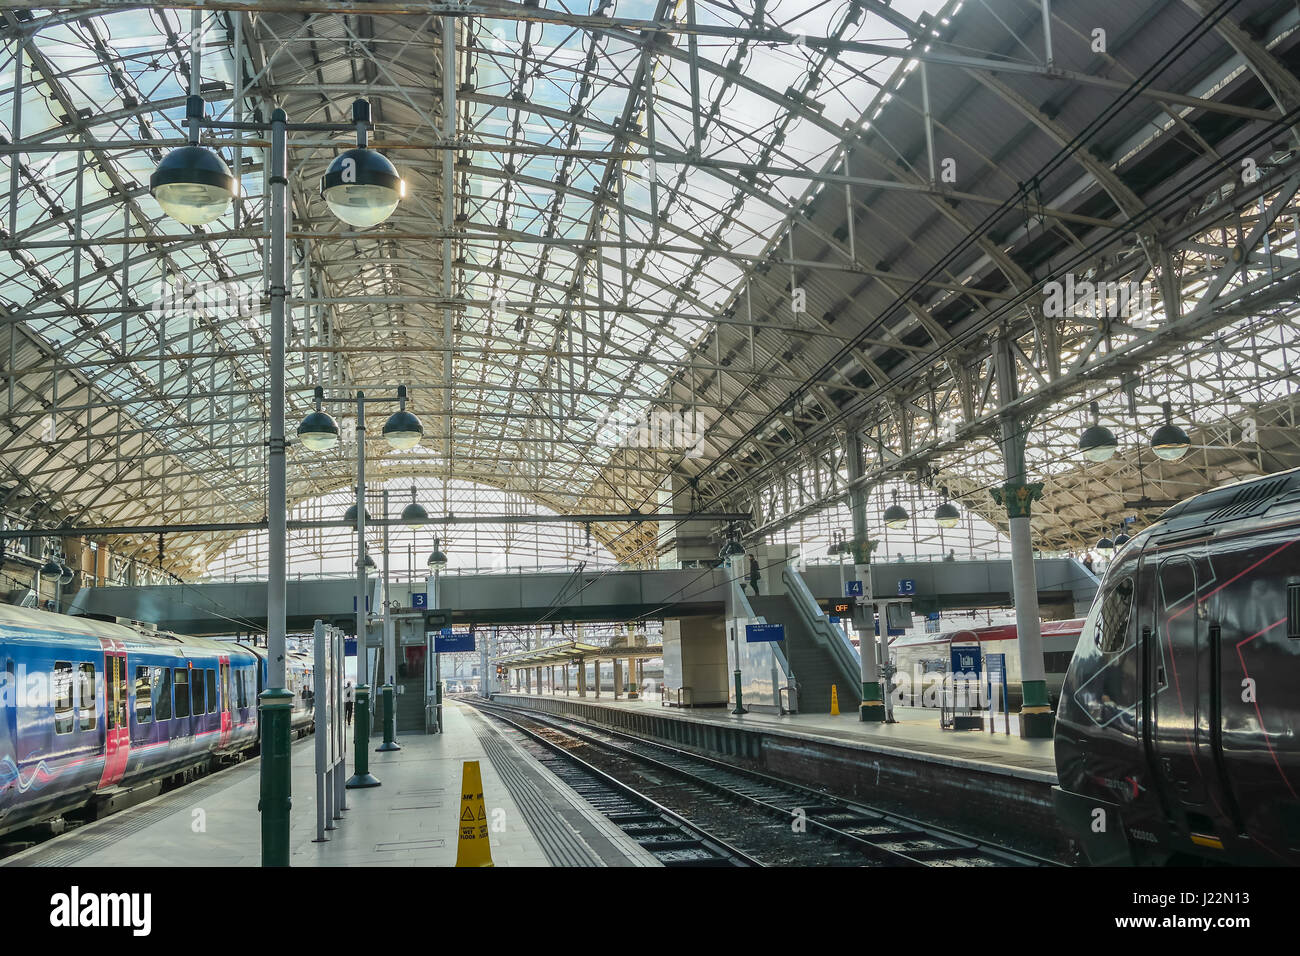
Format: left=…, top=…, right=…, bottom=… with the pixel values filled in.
left=0, top=607, right=315, bottom=839
left=1055, top=467, right=1300, bottom=864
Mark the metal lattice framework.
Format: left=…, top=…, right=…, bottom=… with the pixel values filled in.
left=0, top=0, right=1298, bottom=580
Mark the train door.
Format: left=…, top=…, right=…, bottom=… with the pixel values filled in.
left=96, top=638, right=129, bottom=789
left=218, top=657, right=231, bottom=748
left=1147, top=553, right=1210, bottom=811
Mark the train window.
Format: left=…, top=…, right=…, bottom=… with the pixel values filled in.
left=192, top=669, right=206, bottom=716
left=1095, top=575, right=1134, bottom=654
left=53, top=662, right=73, bottom=734
left=1288, top=583, right=1299, bottom=639
left=153, top=667, right=172, bottom=721
left=206, top=669, right=218, bottom=713
left=135, top=667, right=152, bottom=723
left=1159, top=556, right=1196, bottom=611
left=238, top=670, right=249, bottom=708
left=78, top=663, right=96, bottom=731
left=174, top=668, right=190, bottom=719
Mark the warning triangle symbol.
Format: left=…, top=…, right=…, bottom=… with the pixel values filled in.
left=477, top=806, right=487, bottom=820
left=461, top=806, right=475, bottom=822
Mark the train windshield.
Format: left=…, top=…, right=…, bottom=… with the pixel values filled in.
left=1094, top=575, right=1135, bottom=654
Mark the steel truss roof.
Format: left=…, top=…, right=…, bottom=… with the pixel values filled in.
left=0, top=0, right=1298, bottom=578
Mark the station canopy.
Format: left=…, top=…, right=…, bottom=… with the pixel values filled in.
left=2, top=0, right=1299, bottom=578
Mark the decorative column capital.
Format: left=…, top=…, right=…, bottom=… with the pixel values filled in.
left=849, top=537, right=877, bottom=565
left=991, top=481, right=1043, bottom=519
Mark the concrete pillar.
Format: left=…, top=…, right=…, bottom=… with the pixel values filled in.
left=628, top=657, right=639, bottom=699
left=593, top=659, right=601, bottom=698
left=994, top=337, right=1052, bottom=738
left=535, top=666, right=543, bottom=695
left=577, top=659, right=587, bottom=697
left=613, top=659, right=622, bottom=699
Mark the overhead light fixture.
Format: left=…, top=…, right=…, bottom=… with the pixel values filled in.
left=343, top=502, right=372, bottom=522
left=59, top=563, right=75, bottom=585
left=720, top=538, right=745, bottom=558
left=149, top=144, right=237, bottom=226
left=401, top=484, right=428, bottom=523
left=1079, top=400, right=1118, bottom=463
left=297, top=386, right=340, bottom=452
left=381, top=385, right=423, bottom=450
left=427, top=536, right=448, bottom=571
left=1150, top=401, right=1190, bottom=461
left=1096, top=535, right=1114, bottom=558
left=41, top=556, right=62, bottom=577
left=883, top=491, right=909, bottom=530
left=1114, top=529, right=1130, bottom=548
left=934, top=501, right=960, bottom=529
left=319, top=103, right=404, bottom=228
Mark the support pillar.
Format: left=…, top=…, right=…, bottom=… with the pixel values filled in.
left=593, top=660, right=601, bottom=698
left=993, top=337, right=1053, bottom=738
left=613, top=659, right=622, bottom=699
left=577, top=659, right=587, bottom=697
left=846, top=425, right=884, bottom=721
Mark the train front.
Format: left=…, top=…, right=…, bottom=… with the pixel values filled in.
left=1052, top=546, right=1146, bottom=865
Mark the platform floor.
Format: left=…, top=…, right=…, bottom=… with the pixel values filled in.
left=499, top=691, right=1057, bottom=780
left=2, top=701, right=659, bottom=867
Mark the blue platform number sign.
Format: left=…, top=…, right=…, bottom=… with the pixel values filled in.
left=897, top=578, right=916, bottom=596
left=950, top=645, right=982, bottom=676
left=435, top=631, right=476, bottom=653
left=745, top=623, right=785, bottom=643
left=411, top=592, right=428, bottom=609
left=844, top=580, right=863, bottom=597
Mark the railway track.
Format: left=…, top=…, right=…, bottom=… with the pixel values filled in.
left=471, top=698, right=1059, bottom=867
left=474, top=705, right=758, bottom=867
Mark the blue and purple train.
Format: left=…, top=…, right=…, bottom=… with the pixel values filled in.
left=0, top=604, right=315, bottom=839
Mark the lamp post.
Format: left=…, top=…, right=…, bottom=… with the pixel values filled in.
left=152, top=95, right=404, bottom=866
left=426, top=538, right=448, bottom=733
left=376, top=488, right=401, bottom=753
left=296, top=386, right=423, bottom=783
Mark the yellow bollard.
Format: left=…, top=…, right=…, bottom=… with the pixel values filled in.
left=830, top=684, right=840, bottom=716
left=454, top=760, right=495, bottom=867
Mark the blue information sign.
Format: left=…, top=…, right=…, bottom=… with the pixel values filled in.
left=745, top=623, right=785, bottom=643
left=985, top=652, right=1006, bottom=681
left=897, top=578, right=916, bottom=596
left=411, top=592, right=428, bottom=609
left=844, top=580, right=863, bottom=597
left=344, top=637, right=357, bottom=657
left=950, top=645, right=982, bottom=675
left=351, top=595, right=371, bottom=612
left=434, top=631, right=476, bottom=653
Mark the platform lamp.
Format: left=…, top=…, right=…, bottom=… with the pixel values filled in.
left=1149, top=401, right=1191, bottom=461
left=39, top=552, right=61, bottom=612
left=153, top=90, right=403, bottom=864
left=295, top=385, right=422, bottom=791
left=426, top=538, right=448, bottom=732
left=1079, top=401, right=1119, bottom=463
left=883, top=491, right=910, bottom=530
left=1095, top=533, right=1115, bottom=560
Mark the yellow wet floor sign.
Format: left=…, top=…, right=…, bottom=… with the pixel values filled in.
left=830, top=684, right=840, bottom=716
left=455, top=760, right=495, bottom=867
